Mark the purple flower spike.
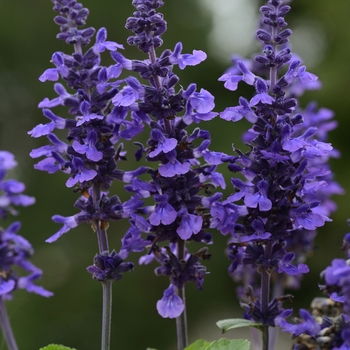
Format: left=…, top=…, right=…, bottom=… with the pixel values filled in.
left=218, top=0, right=338, bottom=337
left=0, top=151, right=52, bottom=301
left=156, top=284, right=184, bottom=318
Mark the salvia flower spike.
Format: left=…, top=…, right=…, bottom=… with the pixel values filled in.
left=217, top=0, right=338, bottom=349
left=117, top=0, right=224, bottom=348
left=0, top=151, right=53, bottom=350
left=29, top=1, right=152, bottom=349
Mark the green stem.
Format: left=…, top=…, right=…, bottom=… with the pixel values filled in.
left=101, top=281, right=113, bottom=350
left=92, top=183, right=109, bottom=253
left=260, top=244, right=272, bottom=350
left=92, top=183, right=112, bottom=350
left=262, top=325, right=269, bottom=350
left=0, top=297, right=18, bottom=350
left=176, top=240, right=188, bottom=350
left=269, top=276, right=284, bottom=350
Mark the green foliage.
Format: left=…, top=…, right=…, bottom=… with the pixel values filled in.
left=185, top=339, right=211, bottom=349
left=39, top=345, right=76, bottom=350
left=216, top=318, right=263, bottom=333
left=185, top=338, right=250, bottom=350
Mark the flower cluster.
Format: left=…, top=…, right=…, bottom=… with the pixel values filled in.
left=28, top=0, right=153, bottom=279
left=111, top=0, right=225, bottom=318
left=275, top=231, right=350, bottom=349
left=24, top=0, right=346, bottom=349
left=87, top=250, right=134, bottom=282
left=0, top=151, right=52, bottom=298
left=216, top=0, right=336, bottom=326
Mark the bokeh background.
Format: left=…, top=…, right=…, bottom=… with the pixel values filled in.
left=0, top=0, right=349, bottom=349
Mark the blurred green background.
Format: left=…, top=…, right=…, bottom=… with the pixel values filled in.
left=0, top=0, right=349, bottom=349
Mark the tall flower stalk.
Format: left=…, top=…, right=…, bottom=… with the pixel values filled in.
left=29, top=1, right=150, bottom=349
left=111, top=1, right=225, bottom=348
left=0, top=151, right=53, bottom=350
left=215, top=1, right=338, bottom=349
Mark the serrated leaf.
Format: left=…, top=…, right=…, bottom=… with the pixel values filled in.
left=39, top=345, right=76, bottom=350
left=216, top=318, right=263, bottom=333
left=185, top=339, right=211, bottom=350
left=207, top=338, right=250, bottom=350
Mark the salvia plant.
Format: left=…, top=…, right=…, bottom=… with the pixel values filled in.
left=0, top=0, right=348, bottom=349
left=0, top=151, right=53, bottom=350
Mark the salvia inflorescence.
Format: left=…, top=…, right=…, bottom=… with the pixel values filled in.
left=0, top=151, right=53, bottom=350
left=0, top=0, right=344, bottom=349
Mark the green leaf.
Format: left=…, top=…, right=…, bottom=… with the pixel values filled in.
left=146, top=348, right=158, bottom=350
left=39, top=345, right=76, bottom=350
left=185, top=338, right=250, bottom=350
left=207, top=338, right=250, bottom=350
left=216, top=318, right=263, bottom=333
left=185, top=339, right=211, bottom=350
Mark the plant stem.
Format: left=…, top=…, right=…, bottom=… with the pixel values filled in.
left=261, top=244, right=272, bottom=350
left=92, top=183, right=109, bottom=253
left=269, top=276, right=284, bottom=350
left=262, top=325, right=269, bottom=350
left=176, top=239, right=188, bottom=350
left=92, top=183, right=112, bottom=350
left=0, top=297, right=18, bottom=350
left=101, top=281, right=113, bottom=350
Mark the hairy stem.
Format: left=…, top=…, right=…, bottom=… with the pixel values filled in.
left=269, top=276, right=284, bottom=350
left=101, top=281, right=113, bottom=350
left=262, top=325, right=269, bottom=350
left=93, top=183, right=109, bottom=253
left=176, top=239, right=188, bottom=350
left=92, top=183, right=112, bottom=350
left=0, top=297, right=18, bottom=350
left=261, top=244, right=272, bottom=350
